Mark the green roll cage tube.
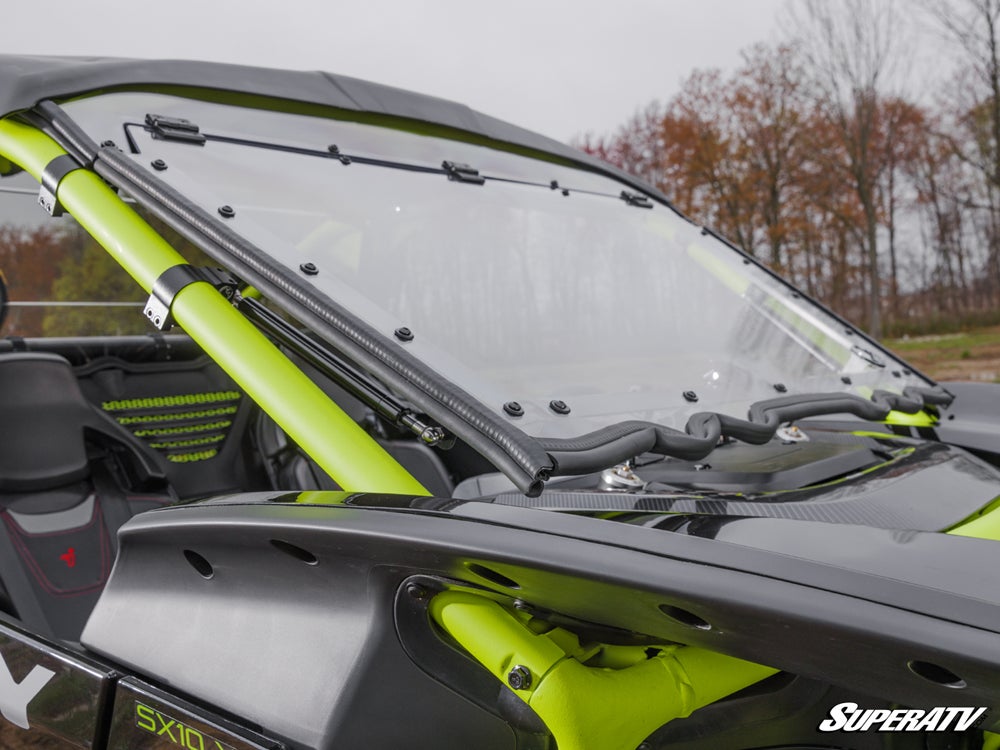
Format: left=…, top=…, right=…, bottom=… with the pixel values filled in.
left=3, top=113, right=1000, bottom=750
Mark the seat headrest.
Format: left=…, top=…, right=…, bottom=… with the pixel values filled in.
left=0, top=353, right=92, bottom=491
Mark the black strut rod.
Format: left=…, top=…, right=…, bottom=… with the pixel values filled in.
left=237, top=295, right=446, bottom=446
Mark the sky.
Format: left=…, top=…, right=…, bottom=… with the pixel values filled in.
left=2, top=0, right=787, bottom=143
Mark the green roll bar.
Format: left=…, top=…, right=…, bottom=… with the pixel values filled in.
left=430, top=590, right=777, bottom=750
left=0, top=117, right=428, bottom=496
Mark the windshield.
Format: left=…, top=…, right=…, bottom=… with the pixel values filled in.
left=63, top=93, right=929, bottom=439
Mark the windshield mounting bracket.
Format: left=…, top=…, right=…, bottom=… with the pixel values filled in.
left=145, top=113, right=207, bottom=145
left=144, top=264, right=237, bottom=330
left=441, top=160, right=485, bottom=185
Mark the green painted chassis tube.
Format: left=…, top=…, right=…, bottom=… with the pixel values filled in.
left=0, top=118, right=428, bottom=496
left=431, top=590, right=777, bottom=750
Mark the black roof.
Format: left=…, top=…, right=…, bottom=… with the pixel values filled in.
left=0, top=54, right=597, bottom=171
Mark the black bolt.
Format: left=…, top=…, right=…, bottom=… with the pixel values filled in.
left=394, top=326, right=414, bottom=342
left=844, top=329, right=854, bottom=336
left=742, top=258, right=751, bottom=264
left=100, top=139, right=116, bottom=148
left=561, top=188, right=570, bottom=196
left=405, top=582, right=427, bottom=600
left=903, top=368, right=912, bottom=376
left=549, top=399, right=571, bottom=415
left=892, top=370, right=901, bottom=378
left=151, top=159, right=168, bottom=171
left=300, top=262, right=319, bottom=276
left=503, top=401, right=524, bottom=417
left=791, top=291, right=801, bottom=299
left=550, top=180, right=559, bottom=190
left=841, top=375, right=853, bottom=385
left=507, top=665, right=532, bottom=691
left=218, top=205, right=235, bottom=219
left=948, top=414, right=955, bottom=420
left=682, top=390, right=698, bottom=403
left=327, top=144, right=340, bottom=154
left=773, top=383, right=787, bottom=393
left=339, top=155, right=352, bottom=165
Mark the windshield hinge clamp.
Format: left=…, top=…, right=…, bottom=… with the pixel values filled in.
left=620, top=191, right=653, bottom=209
left=144, top=265, right=238, bottom=330
left=145, top=113, right=207, bottom=145
left=38, top=154, right=85, bottom=216
left=441, top=160, right=485, bottom=185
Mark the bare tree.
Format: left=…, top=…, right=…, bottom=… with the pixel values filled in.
left=922, top=0, right=1000, bottom=301
left=786, top=0, right=909, bottom=338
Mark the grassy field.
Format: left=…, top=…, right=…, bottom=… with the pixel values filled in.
left=884, top=325, right=1000, bottom=382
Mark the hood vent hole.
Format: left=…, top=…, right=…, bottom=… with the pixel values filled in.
left=659, top=604, right=712, bottom=631
left=467, top=563, right=520, bottom=589
left=183, top=549, right=214, bottom=579
left=270, top=539, right=319, bottom=565
left=908, top=660, right=966, bottom=689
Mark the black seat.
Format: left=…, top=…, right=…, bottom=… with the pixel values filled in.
left=0, top=353, right=174, bottom=640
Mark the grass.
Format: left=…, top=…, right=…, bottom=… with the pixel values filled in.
left=883, top=325, right=1000, bottom=382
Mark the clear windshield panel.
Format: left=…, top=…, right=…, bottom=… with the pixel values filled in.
left=63, top=93, right=929, bottom=438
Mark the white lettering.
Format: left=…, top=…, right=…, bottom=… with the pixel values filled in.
left=860, top=709, right=891, bottom=731
left=0, top=654, right=54, bottom=730
left=914, top=707, right=944, bottom=731
left=954, top=707, right=988, bottom=732
left=818, top=702, right=857, bottom=732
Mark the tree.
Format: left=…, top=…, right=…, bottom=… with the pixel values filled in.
left=922, top=0, right=1000, bottom=303
left=786, top=0, right=909, bottom=337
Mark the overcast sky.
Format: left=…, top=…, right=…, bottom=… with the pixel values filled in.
left=3, top=0, right=787, bottom=142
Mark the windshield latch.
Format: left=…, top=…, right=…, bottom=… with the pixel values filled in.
left=441, top=160, right=485, bottom=185
left=620, top=191, right=653, bottom=209
left=145, top=114, right=207, bottom=145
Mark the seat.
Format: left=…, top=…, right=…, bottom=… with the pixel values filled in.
left=0, top=353, right=175, bottom=641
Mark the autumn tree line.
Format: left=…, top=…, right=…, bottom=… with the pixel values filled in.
left=577, top=0, right=1000, bottom=339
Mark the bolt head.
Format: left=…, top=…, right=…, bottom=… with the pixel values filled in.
left=507, top=665, right=532, bottom=691
left=549, top=399, right=570, bottom=415
left=218, top=205, right=235, bottom=218
left=682, top=390, right=698, bottom=403
left=503, top=401, right=524, bottom=417
left=395, top=326, right=414, bottom=342
left=405, top=582, right=427, bottom=600
left=300, top=262, right=319, bottom=276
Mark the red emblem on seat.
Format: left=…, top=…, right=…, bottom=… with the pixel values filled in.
left=59, top=548, right=76, bottom=568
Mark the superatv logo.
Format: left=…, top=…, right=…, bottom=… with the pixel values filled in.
left=819, top=702, right=987, bottom=732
